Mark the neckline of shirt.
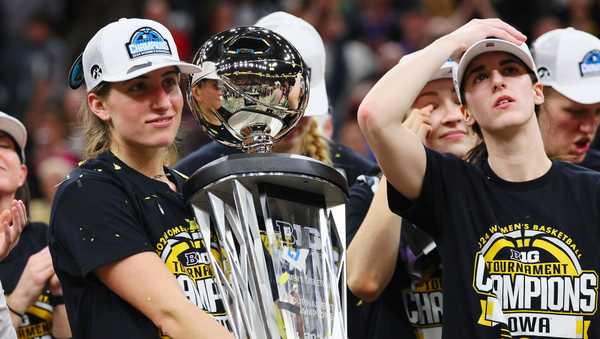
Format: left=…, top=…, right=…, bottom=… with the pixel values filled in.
left=481, top=159, right=557, bottom=191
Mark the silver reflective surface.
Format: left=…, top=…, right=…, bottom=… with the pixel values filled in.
left=186, top=26, right=310, bottom=152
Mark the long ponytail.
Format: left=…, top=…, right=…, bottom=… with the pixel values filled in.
left=302, top=118, right=332, bottom=166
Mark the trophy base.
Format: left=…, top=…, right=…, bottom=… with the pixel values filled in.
left=184, top=153, right=348, bottom=339
left=184, top=153, right=348, bottom=204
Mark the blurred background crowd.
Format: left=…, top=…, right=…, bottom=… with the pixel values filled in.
left=1, top=0, right=599, bottom=223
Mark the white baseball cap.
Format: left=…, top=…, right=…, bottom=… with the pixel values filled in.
left=255, top=11, right=329, bottom=117
left=0, top=112, right=26, bottom=162
left=191, top=61, right=220, bottom=85
left=431, top=59, right=457, bottom=81
left=453, top=38, right=538, bottom=104
left=68, top=18, right=202, bottom=92
left=533, top=27, right=600, bottom=104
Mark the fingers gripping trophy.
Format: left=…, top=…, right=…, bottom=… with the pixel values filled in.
left=183, top=26, right=348, bottom=339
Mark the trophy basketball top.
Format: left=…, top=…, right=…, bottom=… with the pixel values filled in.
left=186, top=26, right=310, bottom=153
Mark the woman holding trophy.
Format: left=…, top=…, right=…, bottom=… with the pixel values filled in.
left=48, top=18, right=233, bottom=339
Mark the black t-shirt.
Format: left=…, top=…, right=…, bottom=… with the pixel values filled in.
left=400, top=221, right=443, bottom=339
left=175, top=141, right=378, bottom=188
left=348, top=174, right=444, bottom=339
left=0, top=222, right=52, bottom=339
left=581, top=149, right=600, bottom=172
left=389, top=148, right=600, bottom=339
left=48, top=152, right=227, bottom=338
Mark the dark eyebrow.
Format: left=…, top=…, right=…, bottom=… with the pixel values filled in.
left=125, top=69, right=179, bottom=83
left=464, top=64, right=485, bottom=81
left=566, top=107, right=588, bottom=115
left=161, top=69, right=180, bottom=77
left=499, top=58, right=520, bottom=66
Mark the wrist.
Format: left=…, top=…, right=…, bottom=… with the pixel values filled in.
left=6, top=293, right=28, bottom=314
left=48, top=294, right=64, bottom=307
left=433, top=34, right=466, bottom=59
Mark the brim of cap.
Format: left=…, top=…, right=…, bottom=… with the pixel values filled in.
left=99, top=60, right=203, bottom=89
left=550, top=82, right=600, bottom=104
left=455, top=39, right=537, bottom=102
left=0, top=115, right=27, bottom=159
left=430, top=64, right=453, bottom=81
left=304, top=81, right=329, bottom=117
left=191, top=71, right=220, bottom=85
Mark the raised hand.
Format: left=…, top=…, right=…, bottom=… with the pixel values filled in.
left=0, top=200, right=27, bottom=261
left=402, top=105, right=434, bottom=142
left=445, top=18, right=527, bottom=55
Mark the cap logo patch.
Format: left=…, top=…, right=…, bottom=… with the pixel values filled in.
left=126, top=27, right=171, bottom=59
left=537, top=66, right=551, bottom=79
left=90, top=65, right=102, bottom=80
left=579, top=50, right=600, bottom=78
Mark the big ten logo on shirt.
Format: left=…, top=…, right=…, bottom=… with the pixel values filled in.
left=154, top=218, right=228, bottom=328
left=17, top=292, right=53, bottom=339
left=402, top=277, right=443, bottom=339
left=474, top=222, right=598, bottom=338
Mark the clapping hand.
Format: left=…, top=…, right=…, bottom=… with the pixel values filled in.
left=0, top=200, right=27, bottom=261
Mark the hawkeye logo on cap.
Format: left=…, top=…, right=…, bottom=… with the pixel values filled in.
left=538, top=66, right=551, bottom=80
left=579, top=50, right=600, bottom=78
left=126, top=27, right=172, bottom=59
left=90, top=64, right=102, bottom=80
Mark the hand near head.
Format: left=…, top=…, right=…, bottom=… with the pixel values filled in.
left=403, top=105, right=433, bottom=142
left=446, top=18, right=527, bottom=55
left=0, top=200, right=27, bottom=261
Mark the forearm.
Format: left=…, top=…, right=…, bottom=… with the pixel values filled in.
left=51, top=304, right=71, bottom=338
left=358, top=35, right=458, bottom=131
left=158, top=302, right=233, bottom=339
left=347, top=177, right=402, bottom=302
left=357, top=36, right=459, bottom=199
left=96, top=252, right=233, bottom=339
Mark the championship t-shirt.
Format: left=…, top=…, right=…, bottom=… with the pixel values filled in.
left=0, top=222, right=52, bottom=339
left=400, top=221, right=443, bottom=339
left=49, top=152, right=227, bottom=338
left=389, top=148, right=600, bottom=339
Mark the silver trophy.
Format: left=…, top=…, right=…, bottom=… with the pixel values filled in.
left=183, top=26, right=347, bottom=339
left=185, top=26, right=309, bottom=153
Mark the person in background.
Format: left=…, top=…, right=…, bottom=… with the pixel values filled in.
left=0, top=112, right=63, bottom=339
left=532, top=27, right=600, bottom=170
left=48, top=18, right=233, bottom=338
left=29, top=156, right=75, bottom=223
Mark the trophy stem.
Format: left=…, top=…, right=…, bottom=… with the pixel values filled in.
left=242, top=132, right=274, bottom=153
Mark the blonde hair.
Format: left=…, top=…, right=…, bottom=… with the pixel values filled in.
left=301, top=118, right=332, bottom=166
left=81, top=84, right=111, bottom=159
left=80, top=83, right=178, bottom=163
